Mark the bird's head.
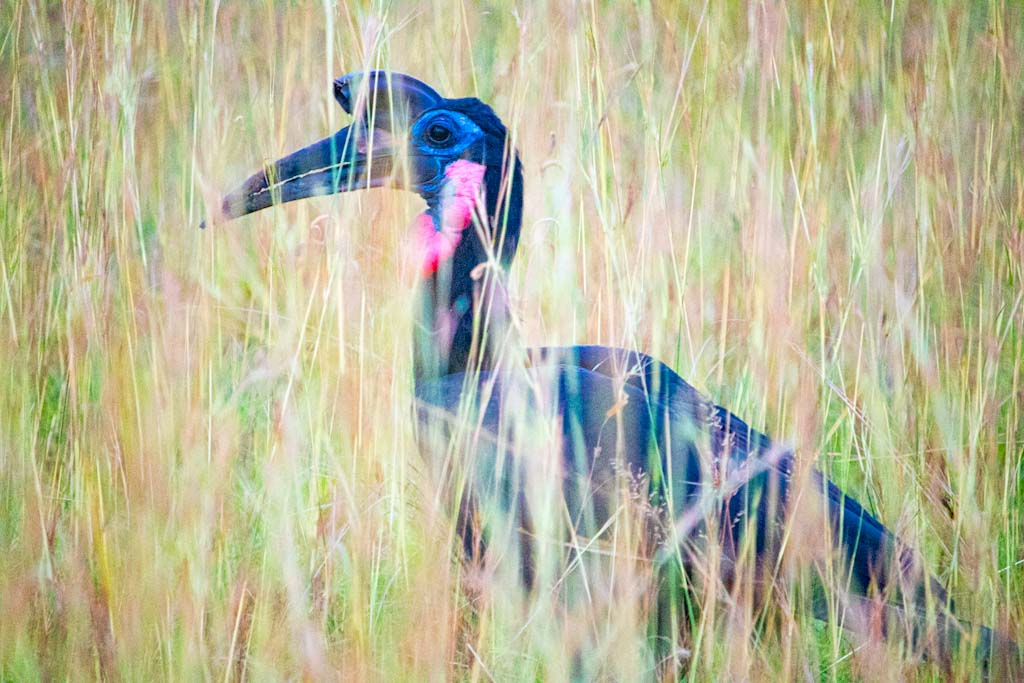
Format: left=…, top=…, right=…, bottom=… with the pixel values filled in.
left=209, top=71, right=521, bottom=277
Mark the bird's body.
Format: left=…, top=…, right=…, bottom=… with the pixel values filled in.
left=210, top=70, right=1015, bottom=673
left=415, top=343, right=906, bottom=606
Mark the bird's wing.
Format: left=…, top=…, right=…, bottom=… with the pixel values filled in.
left=527, top=345, right=930, bottom=593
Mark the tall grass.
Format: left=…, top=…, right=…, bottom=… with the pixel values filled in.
left=1, top=1, right=1021, bottom=680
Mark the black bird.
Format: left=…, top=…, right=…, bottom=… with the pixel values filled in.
left=208, top=71, right=1015, bottom=673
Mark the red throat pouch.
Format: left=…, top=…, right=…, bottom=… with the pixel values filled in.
left=415, top=160, right=487, bottom=277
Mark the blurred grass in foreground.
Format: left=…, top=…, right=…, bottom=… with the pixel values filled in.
left=1, top=1, right=1022, bottom=680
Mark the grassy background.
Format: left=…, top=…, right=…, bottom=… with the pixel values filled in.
left=2, top=0, right=1022, bottom=680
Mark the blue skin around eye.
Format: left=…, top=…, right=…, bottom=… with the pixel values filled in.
left=411, top=111, right=484, bottom=158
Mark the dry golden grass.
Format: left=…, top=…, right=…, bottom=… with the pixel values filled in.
left=1, top=1, right=1022, bottom=680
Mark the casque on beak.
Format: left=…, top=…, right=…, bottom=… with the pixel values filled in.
left=204, top=71, right=443, bottom=227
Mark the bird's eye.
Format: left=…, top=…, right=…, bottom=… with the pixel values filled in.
left=426, top=123, right=452, bottom=145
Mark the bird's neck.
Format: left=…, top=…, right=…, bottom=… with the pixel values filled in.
left=413, top=158, right=523, bottom=382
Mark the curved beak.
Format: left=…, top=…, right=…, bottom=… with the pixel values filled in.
left=204, top=71, right=442, bottom=228
left=204, top=124, right=395, bottom=226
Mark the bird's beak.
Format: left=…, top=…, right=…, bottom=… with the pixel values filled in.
left=205, top=123, right=395, bottom=226
left=205, top=71, right=442, bottom=228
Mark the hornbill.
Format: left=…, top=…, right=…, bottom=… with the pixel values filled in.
left=207, top=71, right=1015, bottom=673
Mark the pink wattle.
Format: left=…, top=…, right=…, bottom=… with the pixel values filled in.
left=416, top=159, right=487, bottom=277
